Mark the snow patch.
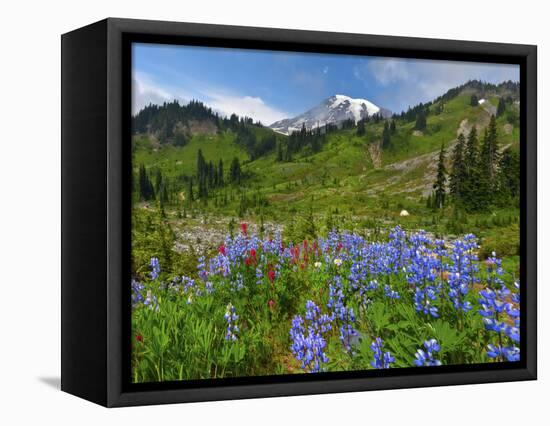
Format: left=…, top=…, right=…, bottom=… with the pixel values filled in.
left=332, top=94, right=380, bottom=122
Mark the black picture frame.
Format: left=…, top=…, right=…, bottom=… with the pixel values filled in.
left=61, top=17, right=537, bottom=407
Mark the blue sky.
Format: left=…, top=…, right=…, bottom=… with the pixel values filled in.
left=133, top=43, right=519, bottom=125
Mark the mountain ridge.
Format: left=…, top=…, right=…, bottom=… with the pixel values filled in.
left=269, top=94, right=391, bottom=135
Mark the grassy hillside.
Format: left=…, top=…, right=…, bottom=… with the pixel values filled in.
left=130, top=82, right=522, bottom=383
left=133, top=132, right=248, bottom=179
left=131, top=83, right=521, bottom=271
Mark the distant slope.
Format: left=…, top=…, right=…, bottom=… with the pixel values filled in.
left=133, top=132, right=249, bottom=178
left=132, top=80, right=520, bottom=220
left=243, top=82, right=520, bottom=216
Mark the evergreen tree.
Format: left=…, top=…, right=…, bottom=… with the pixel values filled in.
left=357, top=120, right=366, bottom=136
left=414, top=110, right=427, bottom=130
left=473, top=117, right=499, bottom=210
left=218, top=159, right=224, bottom=186
left=426, top=193, right=433, bottom=209
left=461, top=126, right=481, bottom=210
left=208, top=161, right=214, bottom=188
left=433, top=143, right=447, bottom=209
left=229, top=157, right=241, bottom=184
left=465, top=126, right=479, bottom=166
left=497, top=148, right=520, bottom=204
left=450, top=133, right=467, bottom=201
left=480, top=115, right=500, bottom=185
left=173, top=131, right=187, bottom=147
left=390, top=120, right=396, bottom=134
left=154, top=168, right=163, bottom=194
left=198, top=174, right=208, bottom=199
left=138, top=164, right=154, bottom=200
left=187, top=177, right=194, bottom=202
left=382, top=121, right=392, bottom=149
left=497, top=98, right=506, bottom=117
left=276, top=141, right=284, bottom=161
left=196, top=149, right=206, bottom=180
left=470, top=94, right=479, bottom=106
left=284, top=145, right=292, bottom=162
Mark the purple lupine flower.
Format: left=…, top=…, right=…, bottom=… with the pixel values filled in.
left=414, top=339, right=442, bottom=366
left=479, top=284, right=521, bottom=359
left=414, top=286, right=439, bottom=317
left=327, top=276, right=358, bottom=353
left=149, top=257, right=160, bottom=280
left=224, top=303, right=239, bottom=341
left=485, top=251, right=504, bottom=289
left=144, top=289, right=159, bottom=311
left=384, top=284, right=400, bottom=300
left=478, top=287, right=512, bottom=333
left=487, top=344, right=520, bottom=362
left=131, top=279, right=144, bottom=308
left=447, top=235, right=478, bottom=312
left=197, top=256, right=208, bottom=281
left=290, top=300, right=332, bottom=372
left=370, top=337, right=394, bottom=369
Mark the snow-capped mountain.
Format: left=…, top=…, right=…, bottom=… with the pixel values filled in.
left=269, top=94, right=391, bottom=135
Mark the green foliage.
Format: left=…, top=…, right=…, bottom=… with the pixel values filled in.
left=496, top=98, right=506, bottom=117
left=432, top=143, right=447, bottom=209
left=450, top=133, right=466, bottom=201
left=138, top=164, right=155, bottom=201
left=447, top=115, right=518, bottom=213
left=131, top=208, right=176, bottom=278
left=497, top=148, right=520, bottom=205
left=479, top=223, right=520, bottom=259
left=382, top=121, right=392, bottom=149
left=414, top=110, right=427, bottom=130
left=356, top=120, right=366, bottom=136
left=229, top=157, right=242, bottom=183
left=130, top=85, right=521, bottom=383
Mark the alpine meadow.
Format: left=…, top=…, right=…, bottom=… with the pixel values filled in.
left=130, top=46, right=521, bottom=383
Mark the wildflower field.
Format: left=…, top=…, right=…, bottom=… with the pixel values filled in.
left=131, top=224, right=520, bottom=382
left=129, top=53, right=521, bottom=383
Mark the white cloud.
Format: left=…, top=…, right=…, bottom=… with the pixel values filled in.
left=132, top=71, right=289, bottom=125
left=354, top=58, right=519, bottom=112
left=204, top=93, right=289, bottom=126
left=132, top=72, right=190, bottom=113
left=358, top=59, right=410, bottom=86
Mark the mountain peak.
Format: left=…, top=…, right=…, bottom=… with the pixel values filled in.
left=269, top=94, right=390, bottom=135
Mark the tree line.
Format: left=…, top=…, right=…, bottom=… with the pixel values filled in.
left=137, top=149, right=244, bottom=205
left=428, top=115, right=519, bottom=212
left=132, top=99, right=266, bottom=147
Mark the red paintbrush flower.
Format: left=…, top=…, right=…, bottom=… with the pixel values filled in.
left=241, top=222, right=248, bottom=235
left=268, top=269, right=276, bottom=283
left=219, top=245, right=226, bottom=255
left=268, top=299, right=275, bottom=310
left=136, top=334, right=143, bottom=343
left=291, top=245, right=300, bottom=263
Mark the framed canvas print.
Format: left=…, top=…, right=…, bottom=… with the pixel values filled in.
left=61, top=18, right=537, bottom=407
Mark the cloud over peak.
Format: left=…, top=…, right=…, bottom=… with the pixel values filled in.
left=132, top=72, right=289, bottom=125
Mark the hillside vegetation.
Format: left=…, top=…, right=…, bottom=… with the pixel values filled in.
left=132, top=80, right=520, bottom=271
left=130, top=79, right=522, bottom=382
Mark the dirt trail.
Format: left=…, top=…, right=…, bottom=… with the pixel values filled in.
left=370, top=113, right=495, bottom=197
left=482, top=102, right=497, bottom=117
left=368, top=141, right=382, bottom=169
